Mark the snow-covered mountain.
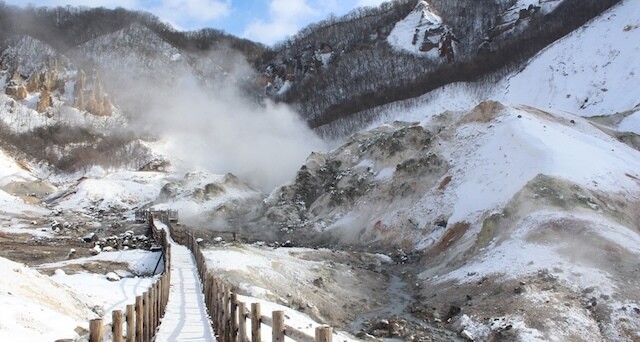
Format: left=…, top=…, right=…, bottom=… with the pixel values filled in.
left=0, top=0, right=639, bottom=341
left=252, top=100, right=640, bottom=340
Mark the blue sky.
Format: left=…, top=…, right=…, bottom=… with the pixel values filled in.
left=9, top=0, right=389, bottom=45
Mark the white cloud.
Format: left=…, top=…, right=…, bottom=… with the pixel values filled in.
left=6, top=0, right=138, bottom=7
left=242, top=0, right=315, bottom=45
left=6, top=0, right=231, bottom=29
left=148, top=0, right=231, bottom=27
left=355, top=0, right=387, bottom=8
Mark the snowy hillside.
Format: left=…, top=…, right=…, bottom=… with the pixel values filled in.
left=387, top=0, right=453, bottom=58
left=0, top=256, right=95, bottom=341
left=363, top=0, right=640, bottom=135
left=257, top=100, right=640, bottom=340
left=70, top=23, right=188, bottom=77
left=498, top=0, right=640, bottom=117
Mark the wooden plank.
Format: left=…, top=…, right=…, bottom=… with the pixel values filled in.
left=260, top=315, right=273, bottom=328
left=284, top=324, right=314, bottom=342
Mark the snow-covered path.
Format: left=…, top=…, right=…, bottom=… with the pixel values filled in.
left=155, top=220, right=216, bottom=341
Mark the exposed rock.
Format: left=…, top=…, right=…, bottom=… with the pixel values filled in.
left=6, top=82, right=28, bottom=100
left=73, top=69, right=86, bottom=110
left=37, top=88, right=53, bottom=113
left=105, top=272, right=120, bottom=282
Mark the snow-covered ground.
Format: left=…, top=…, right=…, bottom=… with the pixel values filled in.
left=498, top=0, right=640, bottom=117
left=376, top=0, right=640, bottom=132
left=0, top=256, right=95, bottom=342
left=387, top=0, right=445, bottom=57
left=203, top=244, right=382, bottom=341
left=0, top=234, right=163, bottom=340
left=439, top=105, right=640, bottom=225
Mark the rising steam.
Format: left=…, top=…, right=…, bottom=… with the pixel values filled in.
left=119, top=50, right=327, bottom=193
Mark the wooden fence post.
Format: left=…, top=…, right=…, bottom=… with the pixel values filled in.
left=238, top=302, right=247, bottom=342
left=272, top=311, right=284, bottom=342
left=230, top=292, right=238, bottom=342
left=315, top=326, right=333, bottom=342
left=213, top=279, right=220, bottom=331
left=251, top=303, right=261, bottom=342
left=135, top=296, right=143, bottom=342
left=126, top=304, right=135, bottom=342
left=224, top=287, right=231, bottom=342
left=150, top=286, right=156, bottom=336
left=89, top=318, right=104, bottom=342
left=143, top=291, right=150, bottom=342
left=157, top=281, right=161, bottom=320
left=112, top=310, right=124, bottom=342
left=151, top=283, right=160, bottom=328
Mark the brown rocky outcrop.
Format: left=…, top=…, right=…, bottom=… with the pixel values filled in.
left=73, top=69, right=111, bottom=116
left=6, top=85, right=28, bottom=100
left=37, top=88, right=52, bottom=113
left=73, top=69, right=86, bottom=110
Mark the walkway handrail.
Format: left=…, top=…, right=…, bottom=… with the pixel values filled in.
left=87, top=213, right=171, bottom=342
left=159, top=215, right=335, bottom=342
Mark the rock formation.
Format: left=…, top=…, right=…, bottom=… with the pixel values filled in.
left=37, top=88, right=52, bottom=113
left=73, top=69, right=86, bottom=110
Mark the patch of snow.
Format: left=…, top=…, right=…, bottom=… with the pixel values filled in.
left=618, top=108, right=640, bottom=134
left=439, top=106, right=640, bottom=223
left=497, top=0, right=640, bottom=116
left=375, top=167, right=395, bottom=182
left=276, top=80, right=292, bottom=95
left=387, top=0, right=444, bottom=57
left=51, top=272, right=156, bottom=325
left=236, top=294, right=357, bottom=342
left=431, top=211, right=634, bottom=296
left=38, top=249, right=163, bottom=276
left=54, top=170, right=167, bottom=212
left=0, top=256, right=95, bottom=341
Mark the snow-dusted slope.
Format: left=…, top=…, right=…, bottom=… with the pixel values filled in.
left=0, top=36, right=64, bottom=76
left=367, top=0, right=640, bottom=135
left=0, top=148, right=49, bottom=215
left=263, top=100, right=640, bottom=340
left=0, top=256, right=95, bottom=341
left=387, top=0, right=450, bottom=58
left=71, top=23, right=188, bottom=77
left=498, top=0, right=640, bottom=117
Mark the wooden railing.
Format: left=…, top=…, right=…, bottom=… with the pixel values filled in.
left=159, top=215, right=335, bottom=342
left=87, top=214, right=171, bottom=342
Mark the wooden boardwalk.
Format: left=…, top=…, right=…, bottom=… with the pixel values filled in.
left=154, top=220, right=216, bottom=342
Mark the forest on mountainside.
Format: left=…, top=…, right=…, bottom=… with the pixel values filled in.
left=262, top=0, right=622, bottom=136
